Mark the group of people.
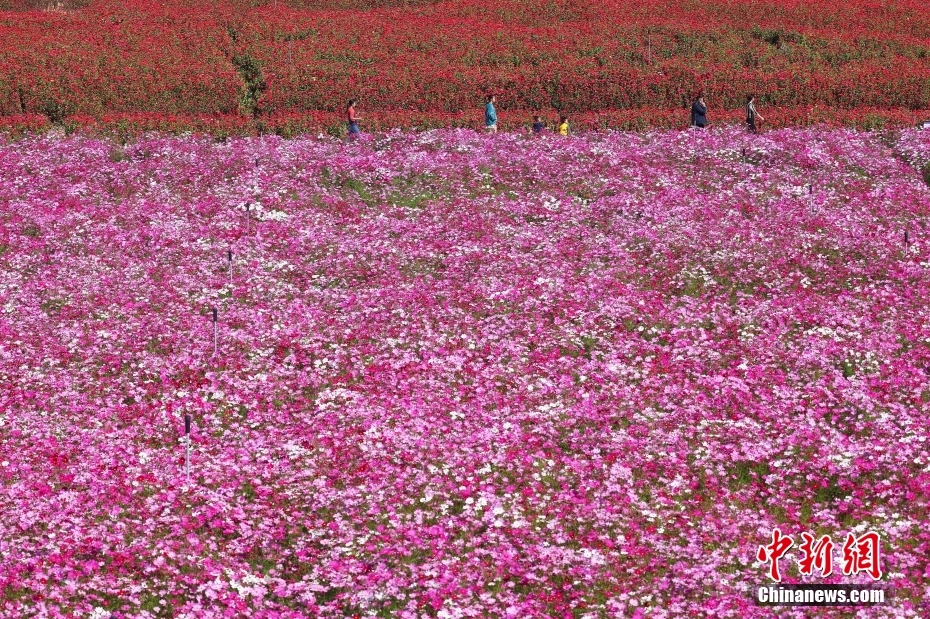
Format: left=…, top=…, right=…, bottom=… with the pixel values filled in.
left=692, top=93, right=764, bottom=132
left=344, top=93, right=765, bottom=139
left=486, top=95, right=569, bottom=136
left=489, top=93, right=763, bottom=134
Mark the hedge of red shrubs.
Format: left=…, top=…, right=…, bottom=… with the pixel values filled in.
left=1, top=0, right=930, bottom=135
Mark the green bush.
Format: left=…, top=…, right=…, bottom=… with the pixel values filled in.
left=232, top=53, right=267, bottom=118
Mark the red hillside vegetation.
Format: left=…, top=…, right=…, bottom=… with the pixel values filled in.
left=1, top=0, right=929, bottom=135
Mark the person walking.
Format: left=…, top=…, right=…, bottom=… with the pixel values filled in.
left=691, top=95, right=707, bottom=128
left=347, top=98, right=361, bottom=140
left=746, top=94, right=763, bottom=133
left=532, top=114, right=545, bottom=135
left=558, top=115, right=569, bottom=136
left=485, top=94, right=498, bottom=134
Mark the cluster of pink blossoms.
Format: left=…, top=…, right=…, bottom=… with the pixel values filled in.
left=0, top=126, right=929, bottom=618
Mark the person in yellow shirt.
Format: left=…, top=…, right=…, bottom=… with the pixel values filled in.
left=558, top=116, right=569, bottom=136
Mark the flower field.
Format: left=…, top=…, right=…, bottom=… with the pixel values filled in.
left=2, top=0, right=930, bottom=135
left=1, top=126, right=930, bottom=617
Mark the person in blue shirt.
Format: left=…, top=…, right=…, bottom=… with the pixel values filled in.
left=532, top=114, right=544, bottom=135
left=485, top=94, right=498, bottom=133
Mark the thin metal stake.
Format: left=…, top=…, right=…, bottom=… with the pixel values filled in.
left=184, top=414, right=191, bottom=480
left=212, top=307, right=218, bottom=356
left=228, top=249, right=233, bottom=286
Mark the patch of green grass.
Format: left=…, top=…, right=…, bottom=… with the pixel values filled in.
left=315, top=586, right=346, bottom=606
left=279, top=28, right=318, bottom=41
left=400, top=257, right=446, bottom=277
left=857, top=115, right=886, bottom=131
left=341, top=176, right=375, bottom=205
left=749, top=26, right=806, bottom=48
left=579, top=334, right=597, bottom=359
left=373, top=596, right=410, bottom=618
left=240, top=480, right=257, bottom=501
left=140, top=591, right=174, bottom=617
left=448, top=498, right=466, bottom=515
left=388, top=188, right=439, bottom=210
left=679, top=275, right=706, bottom=296
left=814, top=477, right=850, bottom=503
left=839, top=359, right=856, bottom=378
left=1, top=585, right=33, bottom=603
left=728, top=460, right=771, bottom=492
left=245, top=545, right=277, bottom=574
left=386, top=173, right=444, bottom=209
left=40, top=297, right=67, bottom=314
left=799, top=502, right=813, bottom=524
left=77, top=589, right=131, bottom=613
left=145, top=337, right=172, bottom=356
left=398, top=546, right=430, bottom=566
left=846, top=164, right=870, bottom=178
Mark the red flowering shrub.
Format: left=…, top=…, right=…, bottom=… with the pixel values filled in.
left=285, top=0, right=441, bottom=7
left=1, top=0, right=929, bottom=134
left=0, top=0, right=88, bottom=9
left=0, top=2, right=240, bottom=119
left=0, top=112, right=49, bottom=137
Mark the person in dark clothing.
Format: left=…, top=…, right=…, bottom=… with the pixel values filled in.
left=691, top=95, right=707, bottom=128
left=532, top=114, right=545, bottom=135
left=746, top=94, right=763, bottom=133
